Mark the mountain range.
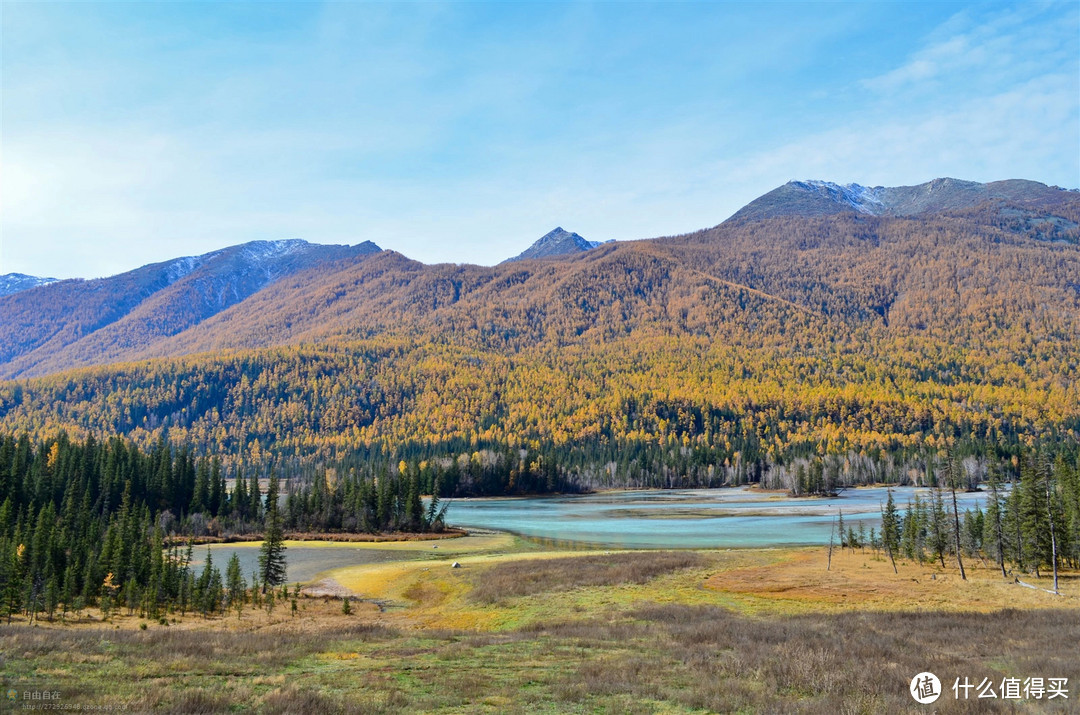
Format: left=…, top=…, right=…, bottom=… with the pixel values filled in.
left=0, top=240, right=380, bottom=379
left=2, top=176, right=1076, bottom=381
left=0, top=176, right=1077, bottom=483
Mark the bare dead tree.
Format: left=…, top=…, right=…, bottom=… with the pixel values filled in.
left=827, top=513, right=836, bottom=571
left=1040, top=454, right=1059, bottom=594
left=946, top=453, right=966, bottom=581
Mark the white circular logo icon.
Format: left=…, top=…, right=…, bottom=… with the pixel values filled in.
left=910, top=672, right=942, bottom=704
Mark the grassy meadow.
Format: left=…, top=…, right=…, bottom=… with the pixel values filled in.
left=2, top=535, right=1078, bottom=713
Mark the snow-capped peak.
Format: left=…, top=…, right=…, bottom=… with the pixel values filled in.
left=0, top=273, right=59, bottom=298
left=241, top=239, right=309, bottom=261
left=792, top=180, right=888, bottom=215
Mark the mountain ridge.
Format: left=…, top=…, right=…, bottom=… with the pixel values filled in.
left=0, top=273, right=58, bottom=298
left=1, top=178, right=1077, bottom=382
left=0, top=239, right=381, bottom=379
left=726, top=177, right=1076, bottom=223
left=0, top=180, right=1078, bottom=480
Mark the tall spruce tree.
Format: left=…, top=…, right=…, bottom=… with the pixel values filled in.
left=258, top=472, right=286, bottom=592
left=1019, top=456, right=1050, bottom=576
left=928, top=487, right=949, bottom=569
left=225, top=552, right=246, bottom=618
left=983, top=465, right=1008, bottom=578
left=192, top=459, right=209, bottom=515
left=1040, top=454, right=1060, bottom=593
left=881, top=489, right=900, bottom=573
left=248, top=472, right=262, bottom=525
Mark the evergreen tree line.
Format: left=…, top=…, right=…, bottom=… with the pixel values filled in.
left=0, top=431, right=445, bottom=623
left=849, top=453, right=1080, bottom=588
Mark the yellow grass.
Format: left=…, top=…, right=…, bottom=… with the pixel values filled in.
left=327, top=543, right=1080, bottom=629
left=329, top=549, right=612, bottom=629
left=704, top=546, right=1080, bottom=614
left=36, top=595, right=383, bottom=633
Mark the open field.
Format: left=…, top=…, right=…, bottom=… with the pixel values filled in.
left=3, top=536, right=1078, bottom=713
left=705, top=547, right=1080, bottom=614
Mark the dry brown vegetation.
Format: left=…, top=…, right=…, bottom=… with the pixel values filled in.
left=468, top=550, right=705, bottom=604
left=4, top=543, right=1080, bottom=712
left=3, top=603, right=1078, bottom=713
left=546, top=604, right=1080, bottom=713
left=706, top=546, right=1080, bottom=613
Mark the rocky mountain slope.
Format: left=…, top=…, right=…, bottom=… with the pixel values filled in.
left=504, top=227, right=607, bottom=262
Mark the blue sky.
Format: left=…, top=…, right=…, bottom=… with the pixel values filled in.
left=3, top=1, right=1078, bottom=279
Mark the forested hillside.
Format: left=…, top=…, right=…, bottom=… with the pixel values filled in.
left=1, top=181, right=1078, bottom=494
left=0, top=240, right=381, bottom=379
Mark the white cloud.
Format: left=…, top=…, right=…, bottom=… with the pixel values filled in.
left=704, top=71, right=1079, bottom=218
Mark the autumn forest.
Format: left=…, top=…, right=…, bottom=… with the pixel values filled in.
left=1, top=193, right=1078, bottom=499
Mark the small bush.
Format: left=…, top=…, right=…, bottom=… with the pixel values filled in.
left=162, top=688, right=231, bottom=715
left=262, top=687, right=340, bottom=715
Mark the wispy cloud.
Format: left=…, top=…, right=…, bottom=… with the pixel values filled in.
left=712, top=73, right=1078, bottom=200
left=861, top=3, right=1077, bottom=96
left=1, top=2, right=1077, bottom=277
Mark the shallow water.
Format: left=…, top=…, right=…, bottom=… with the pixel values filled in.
left=191, top=545, right=410, bottom=586
left=443, top=486, right=990, bottom=549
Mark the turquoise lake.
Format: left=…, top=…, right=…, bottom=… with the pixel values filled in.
left=195, top=486, right=994, bottom=583
left=442, top=486, right=992, bottom=549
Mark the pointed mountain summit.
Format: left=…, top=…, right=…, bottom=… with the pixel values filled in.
left=727, top=178, right=1074, bottom=223
left=0, top=273, right=58, bottom=298
left=504, top=227, right=606, bottom=263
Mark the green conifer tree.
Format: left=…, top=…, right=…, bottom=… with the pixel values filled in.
left=258, top=473, right=286, bottom=592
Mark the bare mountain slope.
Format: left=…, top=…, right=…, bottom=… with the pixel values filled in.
left=44, top=191, right=1080, bottom=372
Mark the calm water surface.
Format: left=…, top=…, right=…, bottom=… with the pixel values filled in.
left=192, top=545, right=410, bottom=586
left=443, top=486, right=990, bottom=549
